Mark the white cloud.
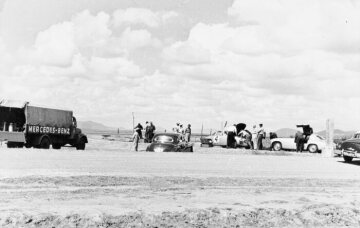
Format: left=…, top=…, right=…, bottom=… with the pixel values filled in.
left=33, top=21, right=76, bottom=67
left=72, top=10, right=112, bottom=48
left=112, top=8, right=179, bottom=28
left=228, top=0, right=360, bottom=53
left=119, top=27, right=161, bottom=51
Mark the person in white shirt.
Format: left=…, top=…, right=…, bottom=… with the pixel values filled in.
left=252, top=125, right=258, bottom=150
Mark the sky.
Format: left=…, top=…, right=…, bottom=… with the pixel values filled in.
left=0, top=0, right=359, bottom=132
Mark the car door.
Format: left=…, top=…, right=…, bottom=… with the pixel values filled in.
left=281, top=138, right=297, bottom=150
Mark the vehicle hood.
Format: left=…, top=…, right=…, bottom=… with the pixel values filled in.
left=146, top=143, right=176, bottom=152
left=236, top=123, right=246, bottom=133
left=296, top=124, right=313, bottom=136
left=342, top=140, right=360, bottom=152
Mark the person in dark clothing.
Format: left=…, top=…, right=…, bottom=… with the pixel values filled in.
left=148, top=122, right=156, bottom=142
left=134, top=123, right=143, bottom=139
left=226, top=124, right=237, bottom=148
left=257, top=123, right=265, bottom=150
left=185, top=124, right=191, bottom=142
left=144, top=121, right=150, bottom=143
left=294, top=131, right=304, bottom=152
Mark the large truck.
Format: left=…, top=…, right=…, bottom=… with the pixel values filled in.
left=0, top=100, right=88, bottom=150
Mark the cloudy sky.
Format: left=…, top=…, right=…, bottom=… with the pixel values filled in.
left=0, top=0, right=359, bottom=131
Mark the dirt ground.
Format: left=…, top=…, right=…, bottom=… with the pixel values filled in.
left=1, top=135, right=360, bottom=227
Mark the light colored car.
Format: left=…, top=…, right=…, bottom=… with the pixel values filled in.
left=271, top=134, right=327, bottom=153
left=200, top=130, right=250, bottom=148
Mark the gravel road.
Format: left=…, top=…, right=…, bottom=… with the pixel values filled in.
left=0, top=138, right=359, bottom=227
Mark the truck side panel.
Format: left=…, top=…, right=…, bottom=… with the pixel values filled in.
left=26, top=106, right=73, bottom=128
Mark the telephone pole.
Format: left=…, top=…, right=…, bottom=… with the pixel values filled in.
left=132, top=112, right=135, bottom=133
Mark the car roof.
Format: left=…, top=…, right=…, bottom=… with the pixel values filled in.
left=154, top=133, right=180, bottom=137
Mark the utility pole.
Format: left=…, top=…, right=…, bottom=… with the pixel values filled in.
left=132, top=112, right=135, bottom=133
left=323, top=119, right=334, bottom=157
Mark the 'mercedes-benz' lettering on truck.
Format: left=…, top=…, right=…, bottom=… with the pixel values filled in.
left=0, top=100, right=88, bottom=150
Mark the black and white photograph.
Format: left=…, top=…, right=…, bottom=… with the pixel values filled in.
left=0, top=0, right=360, bottom=227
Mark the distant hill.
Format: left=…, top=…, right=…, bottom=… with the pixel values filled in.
left=317, top=129, right=356, bottom=139
left=275, top=128, right=298, bottom=138
left=78, top=121, right=123, bottom=133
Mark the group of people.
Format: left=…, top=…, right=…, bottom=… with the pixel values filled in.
left=173, top=122, right=192, bottom=142
left=132, top=121, right=156, bottom=151
left=226, top=123, right=266, bottom=150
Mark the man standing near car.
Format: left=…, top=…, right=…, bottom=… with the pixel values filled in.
left=185, top=124, right=191, bottom=142
left=257, top=123, right=265, bottom=150
left=295, top=131, right=304, bottom=152
left=226, top=124, right=237, bottom=148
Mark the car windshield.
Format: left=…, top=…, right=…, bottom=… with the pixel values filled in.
left=354, top=134, right=360, bottom=139
left=316, top=135, right=325, bottom=140
left=154, top=135, right=176, bottom=143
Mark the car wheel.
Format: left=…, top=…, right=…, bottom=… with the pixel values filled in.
left=272, top=142, right=282, bottom=151
left=343, top=156, right=353, bottom=163
left=308, top=144, right=318, bottom=153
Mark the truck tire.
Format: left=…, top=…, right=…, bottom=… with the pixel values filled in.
left=7, top=142, right=16, bottom=148
left=343, top=156, right=353, bottom=163
left=76, top=138, right=86, bottom=150
left=52, top=144, right=61, bottom=150
left=40, top=137, right=50, bottom=149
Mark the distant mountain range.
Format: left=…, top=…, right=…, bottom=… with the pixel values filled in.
left=78, top=121, right=122, bottom=133
left=275, top=128, right=356, bottom=139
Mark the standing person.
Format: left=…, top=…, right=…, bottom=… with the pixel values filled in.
left=185, top=124, right=192, bottom=142
left=173, top=123, right=180, bottom=133
left=257, top=123, right=265, bottom=150
left=134, top=123, right=143, bottom=139
left=179, top=124, right=185, bottom=140
left=144, top=121, right=150, bottom=143
left=295, top=131, right=304, bottom=152
left=252, top=125, right=258, bottom=150
left=239, top=129, right=253, bottom=149
left=132, top=130, right=140, bottom=151
left=226, top=124, right=237, bottom=148
left=148, top=121, right=156, bottom=142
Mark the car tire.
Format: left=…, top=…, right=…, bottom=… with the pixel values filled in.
left=343, top=156, right=353, bottom=163
left=307, top=144, right=318, bottom=153
left=272, top=142, right=282, bottom=151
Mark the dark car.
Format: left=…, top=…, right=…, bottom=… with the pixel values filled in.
left=146, top=133, right=193, bottom=152
left=341, top=131, right=360, bottom=162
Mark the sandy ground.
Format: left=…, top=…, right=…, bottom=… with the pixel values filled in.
left=1, top=135, right=360, bottom=227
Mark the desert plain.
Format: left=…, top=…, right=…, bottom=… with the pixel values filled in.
left=0, top=135, right=360, bottom=227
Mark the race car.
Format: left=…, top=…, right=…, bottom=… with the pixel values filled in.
left=270, top=125, right=332, bottom=153
left=200, top=123, right=251, bottom=148
left=146, top=133, right=193, bottom=152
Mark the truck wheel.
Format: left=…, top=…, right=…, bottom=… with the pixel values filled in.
left=7, top=142, right=16, bottom=148
left=307, top=144, right=318, bottom=153
left=40, top=137, right=50, bottom=149
left=272, top=142, right=282, bottom=151
left=76, top=138, right=86, bottom=150
left=344, top=156, right=353, bottom=163
left=52, top=144, right=61, bottom=150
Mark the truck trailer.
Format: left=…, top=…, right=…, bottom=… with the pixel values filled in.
left=0, top=100, right=88, bottom=150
